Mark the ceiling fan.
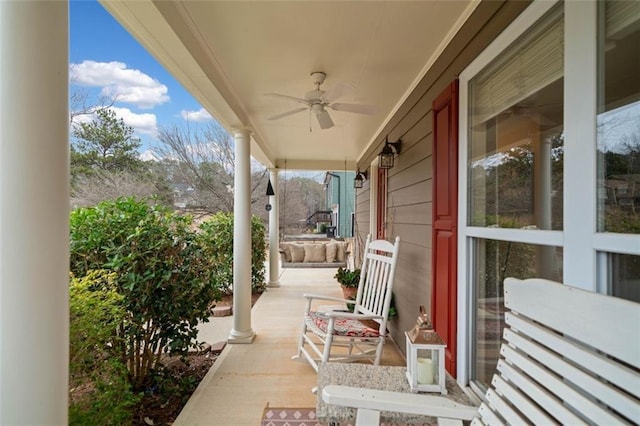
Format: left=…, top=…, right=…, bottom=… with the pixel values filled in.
left=265, top=72, right=379, bottom=129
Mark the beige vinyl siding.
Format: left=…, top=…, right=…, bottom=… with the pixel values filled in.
left=355, top=0, right=531, bottom=353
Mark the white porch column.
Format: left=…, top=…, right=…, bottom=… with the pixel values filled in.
left=228, top=129, right=256, bottom=343
left=0, top=1, right=69, bottom=423
left=267, top=168, right=280, bottom=287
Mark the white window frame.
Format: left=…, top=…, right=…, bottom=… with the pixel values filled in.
left=457, top=0, right=640, bottom=387
left=457, top=0, right=560, bottom=386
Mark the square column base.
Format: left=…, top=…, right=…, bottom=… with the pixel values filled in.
left=227, top=329, right=256, bottom=344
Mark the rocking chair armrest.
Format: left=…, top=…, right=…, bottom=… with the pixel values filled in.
left=302, top=293, right=353, bottom=304
left=322, top=385, right=478, bottom=423
left=323, top=311, right=382, bottom=321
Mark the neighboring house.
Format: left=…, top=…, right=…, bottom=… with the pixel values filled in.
left=171, top=182, right=196, bottom=209
left=305, top=210, right=332, bottom=233
left=3, top=1, right=639, bottom=421
left=607, top=174, right=640, bottom=206
left=323, top=171, right=356, bottom=238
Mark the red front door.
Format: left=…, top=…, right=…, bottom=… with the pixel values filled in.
left=431, top=80, right=459, bottom=376
left=376, top=167, right=387, bottom=240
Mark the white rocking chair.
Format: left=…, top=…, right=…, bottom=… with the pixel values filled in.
left=294, top=234, right=400, bottom=372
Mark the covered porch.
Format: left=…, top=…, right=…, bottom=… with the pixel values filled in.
left=3, top=0, right=639, bottom=422
left=177, top=267, right=405, bottom=425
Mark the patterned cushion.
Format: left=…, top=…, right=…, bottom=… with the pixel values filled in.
left=307, top=311, right=379, bottom=338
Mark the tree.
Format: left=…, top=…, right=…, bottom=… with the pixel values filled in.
left=69, top=86, right=116, bottom=127
left=278, top=176, right=325, bottom=234
left=155, top=122, right=268, bottom=214
left=71, top=108, right=144, bottom=177
left=70, top=108, right=172, bottom=207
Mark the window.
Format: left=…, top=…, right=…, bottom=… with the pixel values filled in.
left=596, top=1, right=640, bottom=303
left=458, top=0, right=640, bottom=392
left=472, top=239, right=562, bottom=388
left=469, top=7, right=563, bottom=231
left=462, top=3, right=564, bottom=390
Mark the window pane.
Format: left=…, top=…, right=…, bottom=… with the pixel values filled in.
left=468, top=7, right=564, bottom=230
left=609, top=253, right=640, bottom=303
left=597, top=1, right=640, bottom=234
left=472, top=239, right=562, bottom=388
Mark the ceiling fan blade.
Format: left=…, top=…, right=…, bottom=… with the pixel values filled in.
left=330, top=103, right=379, bottom=115
left=267, top=107, right=307, bottom=121
left=264, top=93, right=309, bottom=105
left=323, top=82, right=354, bottom=103
left=315, top=109, right=334, bottom=129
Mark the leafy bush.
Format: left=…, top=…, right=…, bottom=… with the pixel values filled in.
left=70, top=197, right=221, bottom=387
left=69, top=270, right=139, bottom=425
left=198, top=212, right=267, bottom=294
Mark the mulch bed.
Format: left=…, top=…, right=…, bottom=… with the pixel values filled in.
left=133, top=351, right=218, bottom=426
left=132, top=291, right=262, bottom=425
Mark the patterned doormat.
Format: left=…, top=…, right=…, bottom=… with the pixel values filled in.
left=261, top=405, right=326, bottom=426
left=261, top=404, right=426, bottom=426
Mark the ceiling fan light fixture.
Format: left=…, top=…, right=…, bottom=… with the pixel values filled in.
left=378, top=136, right=402, bottom=169
left=264, top=72, right=379, bottom=130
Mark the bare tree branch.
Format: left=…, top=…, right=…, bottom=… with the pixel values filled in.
left=154, top=122, right=269, bottom=213
left=71, top=169, right=158, bottom=209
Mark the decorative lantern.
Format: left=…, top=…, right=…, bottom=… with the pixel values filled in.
left=405, top=307, right=447, bottom=394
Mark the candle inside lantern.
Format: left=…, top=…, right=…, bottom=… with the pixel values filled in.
left=417, top=357, right=434, bottom=384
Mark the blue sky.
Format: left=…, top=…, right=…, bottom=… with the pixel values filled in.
left=70, top=1, right=213, bottom=154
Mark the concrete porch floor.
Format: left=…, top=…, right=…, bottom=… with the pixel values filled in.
left=175, top=267, right=405, bottom=425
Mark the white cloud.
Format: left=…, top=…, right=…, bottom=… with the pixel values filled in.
left=111, top=107, right=157, bottom=136
left=180, top=108, right=213, bottom=122
left=70, top=60, right=169, bottom=109
left=139, top=150, right=161, bottom=162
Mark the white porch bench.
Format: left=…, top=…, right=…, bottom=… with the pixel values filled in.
left=323, top=277, right=640, bottom=425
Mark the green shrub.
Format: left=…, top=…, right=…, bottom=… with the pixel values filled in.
left=198, top=212, right=267, bottom=294
left=69, top=270, right=139, bottom=425
left=69, top=197, right=221, bottom=388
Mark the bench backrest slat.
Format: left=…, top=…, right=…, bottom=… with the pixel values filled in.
left=504, top=324, right=639, bottom=420
left=496, top=358, right=588, bottom=425
left=490, top=375, right=556, bottom=425
left=505, top=312, right=639, bottom=399
left=476, top=278, right=640, bottom=425
left=503, top=333, right=630, bottom=424
left=503, top=278, right=640, bottom=368
left=484, top=387, right=526, bottom=425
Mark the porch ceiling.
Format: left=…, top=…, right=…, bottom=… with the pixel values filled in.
left=100, top=1, right=477, bottom=170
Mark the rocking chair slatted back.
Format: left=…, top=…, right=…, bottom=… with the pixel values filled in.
left=295, top=234, right=401, bottom=372
left=355, top=237, right=400, bottom=332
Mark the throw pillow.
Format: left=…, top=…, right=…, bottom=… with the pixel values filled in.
left=335, top=241, right=346, bottom=262
left=290, top=243, right=305, bottom=263
left=304, top=243, right=326, bottom=263
left=325, top=243, right=338, bottom=263
left=279, top=243, right=291, bottom=262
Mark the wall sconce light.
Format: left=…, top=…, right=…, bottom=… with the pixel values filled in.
left=378, top=136, right=402, bottom=169
left=354, top=170, right=368, bottom=189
